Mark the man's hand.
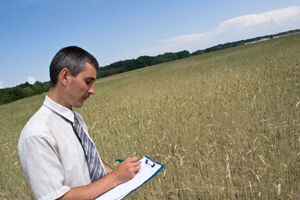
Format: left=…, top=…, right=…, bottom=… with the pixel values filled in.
left=56, top=157, right=141, bottom=200
left=111, top=156, right=141, bottom=185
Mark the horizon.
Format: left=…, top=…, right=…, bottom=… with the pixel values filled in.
left=0, top=0, right=300, bottom=89
left=1, top=29, right=299, bottom=89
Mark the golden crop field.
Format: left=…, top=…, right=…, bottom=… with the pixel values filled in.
left=0, top=33, right=299, bottom=199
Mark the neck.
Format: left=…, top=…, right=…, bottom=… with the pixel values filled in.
left=48, top=86, right=72, bottom=109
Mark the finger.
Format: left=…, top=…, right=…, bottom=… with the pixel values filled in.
left=133, top=165, right=141, bottom=173
left=128, top=156, right=139, bottom=162
left=131, top=160, right=141, bottom=167
left=120, top=158, right=140, bottom=169
left=125, top=157, right=140, bottom=165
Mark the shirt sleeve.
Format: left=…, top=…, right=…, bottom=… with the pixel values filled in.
left=18, top=135, right=70, bottom=200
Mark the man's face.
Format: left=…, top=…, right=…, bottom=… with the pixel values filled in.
left=65, top=62, right=97, bottom=108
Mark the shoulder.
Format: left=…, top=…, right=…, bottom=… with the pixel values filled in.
left=18, top=105, right=56, bottom=148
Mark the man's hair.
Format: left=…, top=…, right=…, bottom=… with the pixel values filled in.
left=50, top=46, right=99, bottom=87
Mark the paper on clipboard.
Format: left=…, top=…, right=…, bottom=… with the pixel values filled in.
left=96, top=156, right=164, bottom=200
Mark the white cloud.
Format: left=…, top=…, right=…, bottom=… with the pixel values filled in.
left=158, top=33, right=206, bottom=43
left=138, top=31, right=219, bottom=55
left=139, top=6, right=300, bottom=55
left=27, top=76, right=36, bottom=84
left=219, top=6, right=300, bottom=28
left=0, top=81, right=2, bottom=89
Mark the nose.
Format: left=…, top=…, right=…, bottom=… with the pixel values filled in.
left=88, top=84, right=95, bottom=95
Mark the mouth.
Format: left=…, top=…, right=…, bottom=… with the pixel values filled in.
left=83, top=96, right=89, bottom=101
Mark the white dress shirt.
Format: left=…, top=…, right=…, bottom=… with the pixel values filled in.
left=18, top=95, right=106, bottom=200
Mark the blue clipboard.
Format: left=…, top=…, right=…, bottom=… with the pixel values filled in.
left=96, top=156, right=164, bottom=200
left=122, top=156, right=164, bottom=198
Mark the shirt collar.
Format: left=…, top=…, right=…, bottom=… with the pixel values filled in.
left=43, top=95, right=75, bottom=123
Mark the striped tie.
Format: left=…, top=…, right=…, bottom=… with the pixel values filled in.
left=73, top=114, right=106, bottom=182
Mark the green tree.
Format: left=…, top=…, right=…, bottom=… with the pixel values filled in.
left=43, top=82, right=51, bottom=92
left=1, top=87, right=28, bottom=104
left=22, top=87, right=34, bottom=96
left=33, top=85, right=43, bottom=95
left=175, top=50, right=190, bottom=59
left=1, top=94, right=13, bottom=104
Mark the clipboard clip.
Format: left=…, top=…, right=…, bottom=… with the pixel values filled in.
left=145, top=157, right=156, bottom=167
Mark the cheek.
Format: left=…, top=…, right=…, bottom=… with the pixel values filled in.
left=69, top=80, right=87, bottom=96
left=77, top=85, right=88, bottom=95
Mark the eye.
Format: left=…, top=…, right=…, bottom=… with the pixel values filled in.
left=85, top=80, right=91, bottom=85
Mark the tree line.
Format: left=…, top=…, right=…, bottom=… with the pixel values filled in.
left=96, top=29, right=300, bottom=78
left=97, top=50, right=190, bottom=78
left=1, top=29, right=299, bottom=105
left=0, top=81, right=50, bottom=104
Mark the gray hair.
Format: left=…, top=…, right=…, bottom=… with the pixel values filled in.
left=49, top=46, right=99, bottom=87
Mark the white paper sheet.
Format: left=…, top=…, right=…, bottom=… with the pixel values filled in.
left=96, top=156, right=163, bottom=200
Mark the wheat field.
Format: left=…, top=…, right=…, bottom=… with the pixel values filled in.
left=0, top=34, right=299, bottom=199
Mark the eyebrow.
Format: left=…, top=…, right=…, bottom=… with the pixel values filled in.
left=87, top=77, right=96, bottom=81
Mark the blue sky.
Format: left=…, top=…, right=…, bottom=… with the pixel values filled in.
left=0, top=0, right=299, bottom=88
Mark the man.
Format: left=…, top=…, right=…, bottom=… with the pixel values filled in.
left=18, top=46, right=141, bottom=200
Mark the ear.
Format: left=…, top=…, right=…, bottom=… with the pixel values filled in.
left=60, top=68, right=71, bottom=86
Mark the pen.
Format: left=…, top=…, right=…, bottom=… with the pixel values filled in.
left=115, top=158, right=142, bottom=163
left=115, top=159, right=125, bottom=162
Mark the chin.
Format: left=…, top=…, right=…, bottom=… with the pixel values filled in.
left=73, top=102, right=84, bottom=108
